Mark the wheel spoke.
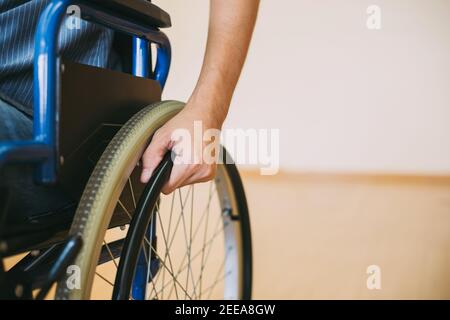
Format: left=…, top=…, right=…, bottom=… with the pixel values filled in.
left=150, top=200, right=179, bottom=299
left=160, top=192, right=175, bottom=299
left=188, top=185, right=195, bottom=298
left=165, top=183, right=218, bottom=289
left=198, top=181, right=213, bottom=298
left=201, top=247, right=230, bottom=299
left=143, top=235, right=181, bottom=299
left=118, top=199, right=132, bottom=219
left=192, top=212, right=228, bottom=296
left=95, top=272, right=114, bottom=287
left=178, top=187, right=197, bottom=299
left=158, top=187, right=193, bottom=299
left=178, top=208, right=225, bottom=278
left=166, top=186, right=193, bottom=251
left=145, top=209, right=159, bottom=300
left=143, top=238, right=193, bottom=299
left=189, top=183, right=217, bottom=246
left=103, top=240, right=118, bottom=269
left=128, top=178, right=137, bottom=209
left=155, top=219, right=226, bottom=297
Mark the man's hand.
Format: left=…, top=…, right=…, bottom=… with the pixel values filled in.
left=140, top=99, right=222, bottom=194
left=140, top=0, right=259, bottom=193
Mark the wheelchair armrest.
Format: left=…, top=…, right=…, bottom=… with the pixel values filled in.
left=86, top=0, right=171, bottom=28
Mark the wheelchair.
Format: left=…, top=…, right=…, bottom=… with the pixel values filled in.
left=0, top=0, right=252, bottom=300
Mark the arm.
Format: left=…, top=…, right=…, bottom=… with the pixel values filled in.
left=140, top=0, right=260, bottom=194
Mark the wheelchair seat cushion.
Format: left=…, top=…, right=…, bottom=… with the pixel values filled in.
left=0, top=97, right=32, bottom=142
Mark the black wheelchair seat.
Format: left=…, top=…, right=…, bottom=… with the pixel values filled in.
left=87, top=0, right=171, bottom=28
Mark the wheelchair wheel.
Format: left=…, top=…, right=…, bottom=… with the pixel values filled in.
left=55, top=101, right=252, bottom=300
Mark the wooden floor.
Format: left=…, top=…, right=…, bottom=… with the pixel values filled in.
left=4, top=171, right=450, bottom=299
left=241, top=171, right=450, bottom=299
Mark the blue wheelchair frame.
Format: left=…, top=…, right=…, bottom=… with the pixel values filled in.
left=0, top=0, right=171, bottom=300
left=0, top=0, right=171, bottom=184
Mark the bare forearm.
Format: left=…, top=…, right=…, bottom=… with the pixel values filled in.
left=188, top=0, right=260, bottom=125
left=141, top=0, right=259, bottom=189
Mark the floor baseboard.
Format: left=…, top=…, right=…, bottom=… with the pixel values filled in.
left=239, top=169, right=450, bottom=185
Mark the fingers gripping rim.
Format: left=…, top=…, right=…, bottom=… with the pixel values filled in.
left=56, top=101, right=185, bottom=299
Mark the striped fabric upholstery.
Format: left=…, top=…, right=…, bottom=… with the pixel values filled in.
left=0, top=0, right=114, bottom=116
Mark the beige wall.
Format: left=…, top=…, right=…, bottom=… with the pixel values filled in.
left=154, top=0, right=450, bottom=175
left=152, top=0, right=450, bottom=300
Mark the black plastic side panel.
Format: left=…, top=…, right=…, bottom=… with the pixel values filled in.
left=59, top=61, right=162, bottom=201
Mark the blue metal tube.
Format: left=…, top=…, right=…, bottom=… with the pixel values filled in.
left=33, top=0, right=72, bottom=183
left=132, top=210, right=158, bottom=300
left=0, top=0, right=172, bottom=184
left=132, top=239, right=149, bottom=300
left=78, top=3, right=172, bottom=87
left=132, top=37, right=150, bottom=78
left=154, top=43, right=171, bottom=89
